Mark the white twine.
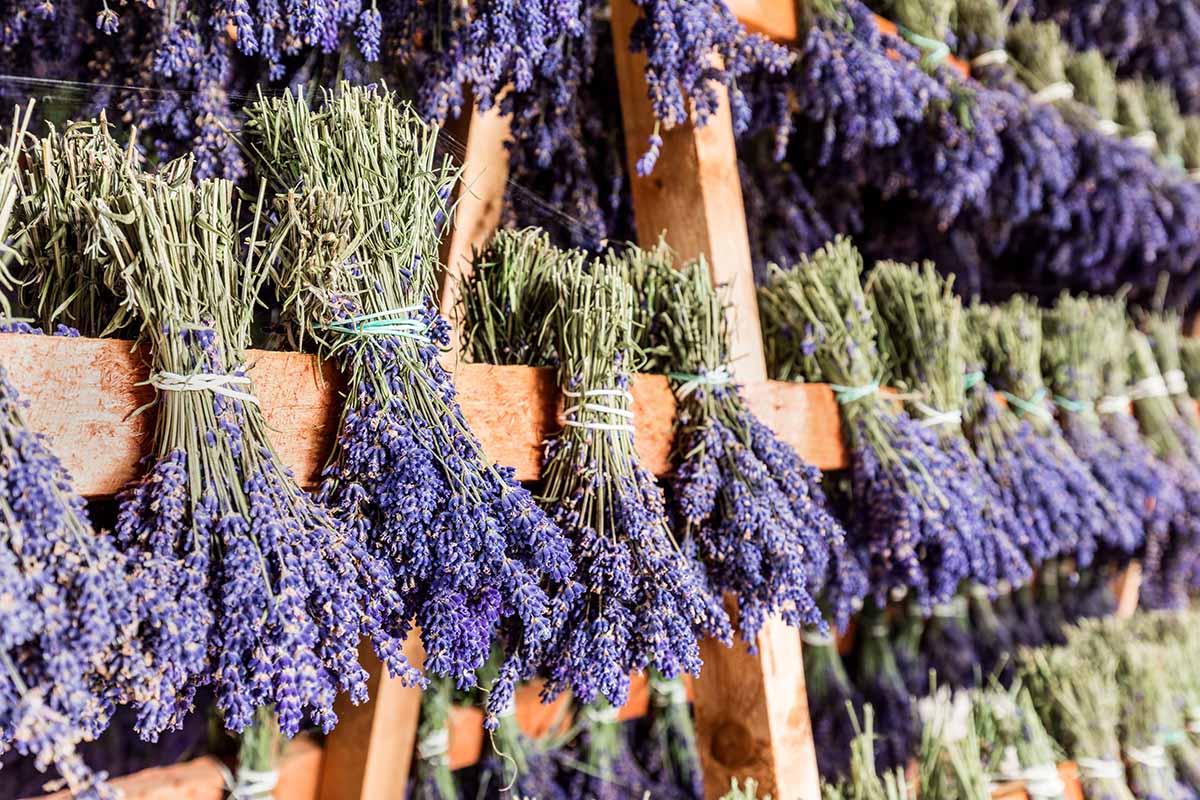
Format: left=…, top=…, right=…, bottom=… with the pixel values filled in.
left=670, top=365, right=733, bottom=399
left=583, top=705, right=621, bottom=725
left=149, top=368, right=260, bottom=406
left=800, top=629, right=833, bottom=646
left=417, top=728, right=449, bottom=761
left=220, top=764, right=279, bottom=800
left=652, top=680, right=689, bottom=707
left=1130, top=130, right=1159, bottom=151
left=1031, top=82, right=1074, bottom=105
left=562, top=388, right=636, bottom=433
left=1077, top=756, right=1125, bottom=780
left=1127, top=744, right=1169, bottom=769
left=1096, top=119, right=1123, bottom=137
left=1132, top=374, right=1171, bottom=400
left=914, top=401, right=963, bottom=429
left=971, top=49, right=1009, bottom=68
left=1097, top=394, right=1132, bottom=415
left=1164, top=369, right=1188, bottom=396
left=1021, top=762, right=1066, bottom=799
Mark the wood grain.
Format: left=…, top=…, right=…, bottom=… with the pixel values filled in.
left=0, top=334, right=851, bottom=498
left=317, top=637, right=426, bottom=800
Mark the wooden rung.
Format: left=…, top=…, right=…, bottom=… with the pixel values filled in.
left=0, top=334, right=852, bottom=499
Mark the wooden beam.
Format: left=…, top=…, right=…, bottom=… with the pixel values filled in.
left=317, top=637, right=426, bottom=800
left=610, top=3, right=821, bottom=797
left=437, top=103, right=513, bottom=349
left=0, top=334, right=852, bottom=498
left=1112, top=562, right=1143, bottom=619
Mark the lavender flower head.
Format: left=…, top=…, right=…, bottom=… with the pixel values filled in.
left=537, top=263, right=730, bottom=708
left=759, top=237, right=979, bottom=608
left=248, top=86, right=575, bottom=728
left=626, top=247, right=864, bottom=638
left=98, top=170, right=412, bottom=740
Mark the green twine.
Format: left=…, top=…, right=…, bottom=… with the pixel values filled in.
left=899, top=25, right=951, bottom=69
left=830, top=379, right=881, bottom=405
left=963, top=371, right=985, bottom=390
left=1001, top=387, right=1053, bottom=420
left=1052, top=394, right=1093, bottom=414
left=319, top=306, right=429, bottom=342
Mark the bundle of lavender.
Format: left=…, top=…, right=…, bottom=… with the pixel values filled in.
left=965, top=298, right=1141, bottom=571
left=1143, top=311, right=1200, bottom=438
left=804, top=628, right=864, bottom=781
left=536, top=261, right=729, bottom=707
left=410, top=678, right=455, bottom=800
left=920, top=595, right=980, bottom=690
left=868, top=260, right=1031, bottom=591
left=1180, top=338, right=1200, bottom=400
left=248, top=85, right=575, bottom=725
left=96, top=166, right=408, bottom=741
left=968, top=584, right=1016, bottom=686
left=821, top=703, right=917, bottom=800
left=1116, top=639, right=1195, bottom=800
left=1126, top=329, right=1200, bottom=610
left=892, top=600, right=930, bottom=697
left=640, top=671, right=703, bottom=800
left=916, top=688, right=990, bottom=800
left=9, top=114, right=142, bottom=338
left=758, top=236, right=978, bottom=608
left=973, top=686, right=1066, bottom=799
left=638, top=248, right=865, bottom=638
left=459, top=227, right=584, bottom=367
left=1042, top=295, right=1159, bottom=561
left=1020, top=641, right=1134, bottom=800
left=853, top=605, right=917, bottom=772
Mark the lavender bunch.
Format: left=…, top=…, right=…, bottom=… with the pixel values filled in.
left=1142, top=311, right=1200, bottom=430
left=892, top=601, right=929, bottom=697
left=410, top=678, right=455, bottom=800
left=968, top=585, right=1016, bottom=686
left=916, top=687, right=990, bottom=800
left=642, top=251, right=864, bottom=638
left=973, top=685, right=1066, bottom=798
left=920, top=596, right=980, bottom=690
left=96, top=167, right=409, bottom=739
left=1042, top=294, right=1157, bottom=559
left=1180, top=338, right=1200, bottom=400
left=965, top=298, right=1140, bottom=570
left=1117, top=641, right=1196, bottom=800
left=759, top=236, right=977, bottom=608
left=249, top=85, right=575, bottom=726
left=869, top=259, right=1030, bottom=591
left=639, top=671, right=703, bottom=800
left=804, top=627, right=864, bottom=781
left=853, top=606, right=917, bottom=772
left=537, top=261, right=729, bottom=707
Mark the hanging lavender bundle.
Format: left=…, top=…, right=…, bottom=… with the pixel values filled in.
left=964, top=298, right=1141, bottom=571
left=410, top=678, right=455, bottom=800
left=868, top=259, right=1030, bottom=591
left=536, top=261, right=729, bottom=707
left=1180, top=338, right=1200, bottom=400
left=853, top=605, right=917, bottom=772
left=637, top=672, right=703, bottom=800
left=892, top=600, right=929, bottom=698
left=920, top=595, right=979, bottom=690
left=640, top=251, right=865, bottom=638
left=96, top=166, right=408, bottom=739
left=759, top=237, right=977, bottom=608
left=565, top=701, right=659, bottom=800
left=249, top=85, right=575, bottom=725
left=1041, top=294, right=1158, bottom=561
left=804, top=628, right=864, bottom=782
left=1142, top=311, right=1200, bottom=440
left=968, top=585, right=1015, bottom=686
left=1118, top=642, right=1196, bottom=800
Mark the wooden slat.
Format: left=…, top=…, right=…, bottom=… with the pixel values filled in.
left=35, top=735, right=323, bottom=800
left=0, top=334, right=850, bottom=498
left=317, top=637, right=426, bottom=800
left=1112, top=561, right=1143, bottom=619
left=610, top=2, right=821, bottom=796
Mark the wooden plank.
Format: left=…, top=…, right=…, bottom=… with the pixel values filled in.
left=34, top=735, right=322, bottom=800
left=1112, top=561, right=1143, bottom=619
left=610, top=3, right=821, bottom=797
left=437, top=103, right=513, bottom=350
left=0, top=335, right=851, bottom=498
left=317, top=636, right=426, bottom=800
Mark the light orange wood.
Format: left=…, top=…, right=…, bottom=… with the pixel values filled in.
left=437, top=102, right=514, bottom=348
left=34, top=735, right=322, bottom=800
left=317, top=636, right=426, bottom=800
left=0, top=335, right=852, bottom=498
left=1112, top=561, right=1143, bottom=619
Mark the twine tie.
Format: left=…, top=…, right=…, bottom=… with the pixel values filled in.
left=1031, top=82, right=1074, bottom=105
left=830, top=379, right=880, bottom=405
left=562, top=388, right=635, bottom=433
left=220, top=765, right=278, bottom=800
left=669, top=365, right=733, bottom=399
left=320, top=306, right=429, bottom=343
left=1001, top=388, right=1053, bottom=422
left=150, top=367, right=259, bottom=406
left=1076, top=757, right=1124, bottom=780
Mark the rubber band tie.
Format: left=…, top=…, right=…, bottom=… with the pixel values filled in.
left=149, top=368, right=259, bottom=406
left=1053, top=395, right=1092, bottom=414
left=1031, top=81, right=1074, bottom=105
left=1097, top=394, right=1131, bottom=415
left=651, top=680, right=688, bottom=707
left=1076, top=757, right=1124, bottom=780
left=219, top=764, right=279, bottom=800
left=320, top=306, right=429, bottom=342
left=416, top=728, right=449, bottom=760
left=971, top=49, right=1009, bottom=68
left=800, top=629, right=833, bottom=646
left=1130, top=130, right=1159, bottom=152
left=1096, top=119, right=1122, bottom=137
left=898, top=26, right=950, bottom=69
left=1001, top=388, right=1052, bottom=421
left=668, top=365, right=733, bottom=399
left=1127, top=745, right=1168, bottom=769
left=1020, top=763, right=1065, bottom=799
left=562, top=388, right=636, bottom=433
left=963, top=371, right=985, bottom=390
left=1132, top=374, right=1170, bottom=400
left=830, top=379, right=880, bottom=405
left=1163, top=369, right=1188, bottom=396
left=582, top=704, right=621, bottom=724
left=914, top=400, right=962, bottom=428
